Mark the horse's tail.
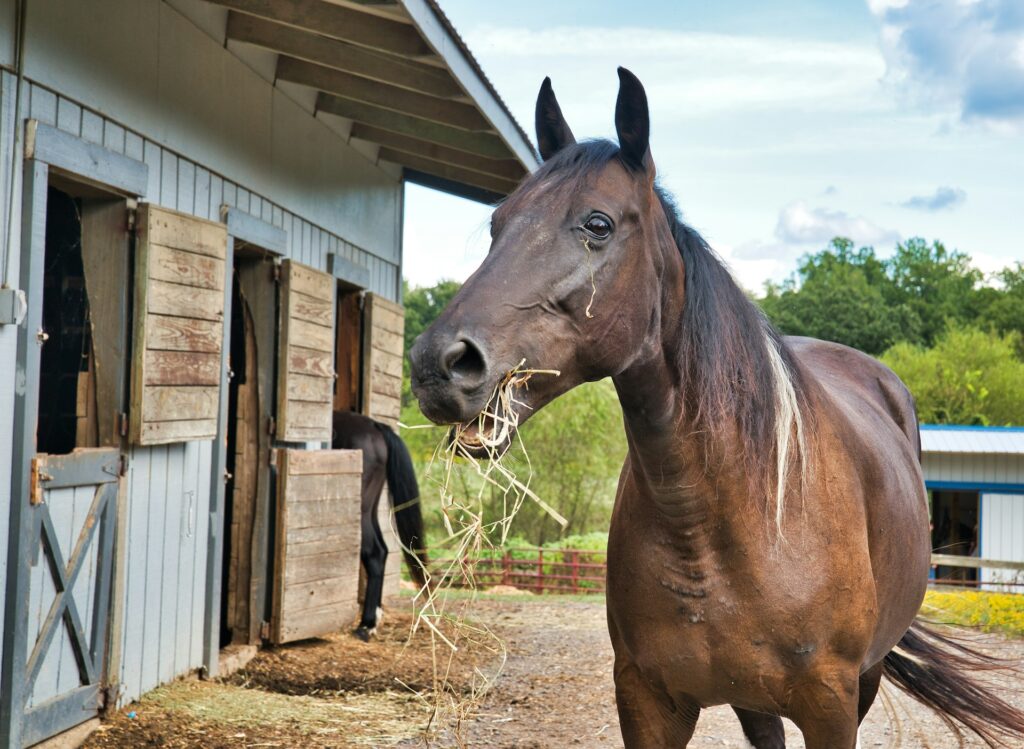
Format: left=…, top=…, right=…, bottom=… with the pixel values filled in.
left=883, top=620, right=1024, bottom=746
left=373, top=421, right=429, bottom=588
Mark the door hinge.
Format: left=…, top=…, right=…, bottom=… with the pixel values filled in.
left=260, top=621, right=271, bottom=640
left=267, top=416, right=276, bottom=437
left=117, top=411, right=129, bottom=437
left=272, top=262, right=281, bottom=283
left=119, top=454, right=129, bottom=477
left=127, top=204, right=137, bottom=234
left=29, top=457, right=43, bottom=505
left=101, top=682, right=123, bottom=711
left=268, top=447, right=279, bottom=467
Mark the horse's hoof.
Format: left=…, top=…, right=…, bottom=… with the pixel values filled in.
left=353, top=626, right=372, bottom=642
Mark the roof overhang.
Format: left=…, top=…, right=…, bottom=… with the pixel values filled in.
left=206, top=0, right=538, bottom=202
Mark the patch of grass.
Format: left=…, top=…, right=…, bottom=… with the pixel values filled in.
left=922, top=589, right=1024, bottom=638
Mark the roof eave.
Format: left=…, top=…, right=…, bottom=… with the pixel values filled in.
left=400, top=0, right=539, bottom=175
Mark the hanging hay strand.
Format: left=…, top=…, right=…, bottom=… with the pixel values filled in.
left=397, top=361, right=564, bottom=740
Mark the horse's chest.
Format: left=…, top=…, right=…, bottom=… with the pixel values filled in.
left=606, top=526, right=789, bottom=706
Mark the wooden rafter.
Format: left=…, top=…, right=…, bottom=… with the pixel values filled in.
left=226, top=12, right=462, bottom=99
left=277, top=56, right=489, bottom=131
left=350, top=123, right=526, bottom=180
left=316, top=92, right=509, bottom=159
left=377, top=147, right=520, bottom=195
left=210, top=0, right=435, bottom=59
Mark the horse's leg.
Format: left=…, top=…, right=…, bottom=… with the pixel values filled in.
left=789, top=671, right=860, bottom=749
left=614, top=662, right=699, bottom=748
left=732, top=707, right=785, bottom=748
left=354, top=516, right=387, bottom=641
left=856, top=662, right=883, bottom=732
left=354, top=443, right=389, bottom=642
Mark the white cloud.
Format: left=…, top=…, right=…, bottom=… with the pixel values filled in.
left=774, top=201, right=901, bottom=246
left=869, top=0, right=1024, bottom=127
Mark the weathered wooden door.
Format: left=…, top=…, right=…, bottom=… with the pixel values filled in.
left=271, top=449, right=362, bottom=644
left=21, top=448, right=119, bottom=746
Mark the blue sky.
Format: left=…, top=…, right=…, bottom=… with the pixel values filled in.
left=403, top=0, right=1024, bottom=293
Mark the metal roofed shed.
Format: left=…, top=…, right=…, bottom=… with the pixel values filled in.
left=920, top=425, right=1024, bottom=592
left=214, top=0, right=538, bottom=203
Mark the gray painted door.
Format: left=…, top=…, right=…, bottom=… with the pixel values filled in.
left=21, top=448, right=119, bottom=747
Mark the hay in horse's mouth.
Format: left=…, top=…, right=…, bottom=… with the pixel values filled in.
left=402, top=361, right=565, bottom=737
left=449, top=360, right=557, bottom=455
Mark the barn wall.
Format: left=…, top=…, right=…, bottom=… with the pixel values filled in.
left=979, top=493, right=1024, bottom=591
left=921, top=452, right=1024, bottom=488
left=19, top=0, right=403, bottom=268
left=1, top=0, right=407, bottom=707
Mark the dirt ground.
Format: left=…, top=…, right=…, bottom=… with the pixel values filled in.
left=84, top=595, right=1024, bottom=748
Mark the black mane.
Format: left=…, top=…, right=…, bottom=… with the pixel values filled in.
left=508, top=139, right=804, bottom=494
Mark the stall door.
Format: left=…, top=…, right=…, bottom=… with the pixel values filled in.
left=21, top=449, right=119, bottom=746
left=271, top=449, right=362, bottom=644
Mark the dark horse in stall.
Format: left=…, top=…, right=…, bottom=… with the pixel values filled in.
left=408, top=69, right=1024, bottom=747
left=332, top=411, right=429, bottom=641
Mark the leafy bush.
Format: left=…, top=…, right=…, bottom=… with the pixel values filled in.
left=880, top=325, right=1024, bottom=425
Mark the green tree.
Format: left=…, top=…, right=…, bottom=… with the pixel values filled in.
left=886, top=238, right=982, bottom=346
left=880, top=324, right=1024, bottom=426
left=401, top=279, right=462, bottom=403
left=759, top=238, right=915, bottom=354
left=972, top=262, right=1024, bottom=350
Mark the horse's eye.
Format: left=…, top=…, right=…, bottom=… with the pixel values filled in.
left=581, top=213, right=613, bottom=240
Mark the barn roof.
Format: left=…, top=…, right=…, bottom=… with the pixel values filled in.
left=204, top=0, right=538, bottom=202
left=920, top=425, right=1024, bottom=456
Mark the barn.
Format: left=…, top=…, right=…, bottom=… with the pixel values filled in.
left=921, top=425, right=1024, bottom=590
left=0, top=1, right=536, bottom=746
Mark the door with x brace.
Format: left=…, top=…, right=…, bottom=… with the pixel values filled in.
left=20, top=448, right=119, bottom=746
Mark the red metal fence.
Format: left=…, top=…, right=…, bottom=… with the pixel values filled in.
left=430, top=547, right=607, bottom=594
left=427, top=550, right=1024, bottom=595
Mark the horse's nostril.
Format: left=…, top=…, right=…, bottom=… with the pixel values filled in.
left=441, top=339, right=487, bottom=385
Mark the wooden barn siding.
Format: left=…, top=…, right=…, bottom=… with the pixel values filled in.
left=921, top=453, right=1024, bottom=487
left=980, top=494, right=1024, bottom=590
left=0, top=58, right=402, bottom=703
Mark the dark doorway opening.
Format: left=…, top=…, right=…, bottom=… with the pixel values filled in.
left=221, top=265, right=258, bottom=647
left=37, top=186, right=95, bottom=455
left=334, top=287, right=363, bottom=414
left=931, top=489, right=980, bottom=584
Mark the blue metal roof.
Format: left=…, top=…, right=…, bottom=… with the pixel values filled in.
left=920, top=425, right=1024, bottom=455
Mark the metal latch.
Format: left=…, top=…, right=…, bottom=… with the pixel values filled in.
left=260, top=621, right=271, bottom=640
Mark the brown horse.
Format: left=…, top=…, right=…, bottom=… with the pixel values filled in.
left=409, top=69, right=1024, bottom=747
left=332, top=411, right=428, bottom=640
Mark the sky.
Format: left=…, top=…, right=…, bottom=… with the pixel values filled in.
left=402, top=0, right=1024, bottom=293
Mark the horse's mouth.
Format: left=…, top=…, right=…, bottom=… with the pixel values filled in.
left=448, top=412, right=518, bottom=460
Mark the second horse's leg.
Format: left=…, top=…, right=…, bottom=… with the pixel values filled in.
left=355, top=517, right=388, bottom=641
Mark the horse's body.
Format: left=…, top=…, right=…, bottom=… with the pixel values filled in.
left=408, top=69, right=1024, bottom=747
left=331, top=411, right=428, bottom=640
left=607, top=336, right=929, bottom=746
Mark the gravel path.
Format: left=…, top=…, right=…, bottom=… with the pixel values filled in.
left=420, top=596, right=1024, bottom=748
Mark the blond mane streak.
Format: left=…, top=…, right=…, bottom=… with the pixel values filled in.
left=764, top=329, right=806, bottom=533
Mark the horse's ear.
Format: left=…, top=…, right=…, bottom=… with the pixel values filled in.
left=535, top=77, right=575, bottom=161
left=614, top=67, right=653, bottom=175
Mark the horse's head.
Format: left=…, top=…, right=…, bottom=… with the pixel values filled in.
left=410, top=68, right=677, bottom=450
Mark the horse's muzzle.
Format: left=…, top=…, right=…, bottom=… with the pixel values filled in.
left=409, top=332, right=493, bottom=425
